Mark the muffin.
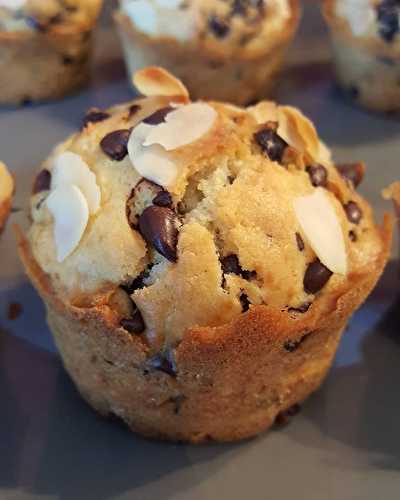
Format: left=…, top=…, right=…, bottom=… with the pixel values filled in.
left=0, top=161, right=13, bottom=232
left=0, top=0, right=103, bottom=105
left=114, top=0, right=301, bottom=105
left=18, top=67, right=392, bottom=442
left=323, top=0, right=400, bottom=112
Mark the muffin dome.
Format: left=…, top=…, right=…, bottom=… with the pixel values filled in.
left=28, top=67, right=387, bottom=350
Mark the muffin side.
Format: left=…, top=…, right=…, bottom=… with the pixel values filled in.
left=0, top=161, right=13, bottom=232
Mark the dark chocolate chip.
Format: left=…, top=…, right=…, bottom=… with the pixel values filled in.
left=306, top=165, right=328, bottom=187
left=82, top=108, right=110, bottom=128
left=33, top=169, right=51, bottom=194
left=62, top=55, right=74, bottom=65
left=275, top=404, right=301, bottom=427
left=288, top=302, right=311, bottom=314
left=171, top=394, right=186, bottom=415
left=153, top=190, right=173, bottom=208
left=336, top=163, right=364, bottom=188
left=143, top=106, right=173, bottom=125
left=295, top=232, right=305, bottom=252
left=208, top=15, right=230, bottom=38
left=100, top=129, right=131, bottom=161
left=120, top=308, right=145, bottom=334
left=376, top=1, right=400, bottom=43
left=349, top=230, right=357, bottom=242
left=128, top=104, right=141, bottom=118
left=304, top=259, right=333, bottom=294
left=348, top=85, right=360, bottom=100
left=122, top=266, right=153, bottom=295
left=284, top=332, right=311, bottom=352
left=344, top=201, right=363, bottom=224
left=254, top=128, right=288, bottom=163
left=146, top=351, right=177, bottom=377
left=240, top=293, right=251, bottom=312
left=220, top=254, right=256, bottom=280
left=139, top=206, right=179, bottom=262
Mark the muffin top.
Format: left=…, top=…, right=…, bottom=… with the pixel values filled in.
left=0, top=0, right=102, bottom=32
left=118, top=0, right=298, bottom=56
left=330, top=0, right=400, bottom=53
left=28, top=67, right=386, bottom=349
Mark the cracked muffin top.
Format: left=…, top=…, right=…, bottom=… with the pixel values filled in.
left=325, top=0, right=400, bottom=55
left=28, top=67, right=386, bottom=349
left=118, top=0, right=299, bottom=57
left=0, top=0, right=102, bottom=32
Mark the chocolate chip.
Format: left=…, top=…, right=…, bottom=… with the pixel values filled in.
left=349, top=230, right=357, bottom=242
left=143, top=107, right=173, bottom=125
left=7, top=302, right=22, bottom=321
left=128, top=104, right=141, bottom=118
left=146, top=351, right=177, bottom=377
left=295, top=232, right=305, bottom=252
left=21, top=97, right=33, bottom=107
left=100, top=129, right=131, bottom=161
left=306, top=165, right=328, bottom=187
left=275, top=404, right=301, bottom=427
left=376, top=0, right=400, bottom=42
left=208, top=15, right=230, bottom=37
left=220, top=254, right=256, bottom=281
left=120, top=308, right=145, bottom=334
left=240, top=293, right=251, bottom=312
left=153, top=190, right=173, bottom=208
left=304, top=259, right=333, bottom=294
left=82, top=108, right=110, bottom=128
left=284, top=332, right=311, bottom=352
left=62, top=55, right=74, bottom=65
left=33, top=169, right=51, bottom=194
left=288, top=302, right=311, bottom=314
left=336, top=162, right=365, bottom=188
left=254, top=128, right=288, bottom=163
left=122, top=266, right=153, bottom=295
left=139, top=206, right=179, bottom=262
left=344, top=201, right=363, bottom=224
left=170, top=394, right=186, bottom=415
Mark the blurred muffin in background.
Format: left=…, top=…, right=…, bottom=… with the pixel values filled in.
left=114, top=0, right=301, bottom=105
left=323, top=0, right=400, bottom=113
left=0, top=0, right=103, bottom=105
left=0, top=162, right=13, bottom=233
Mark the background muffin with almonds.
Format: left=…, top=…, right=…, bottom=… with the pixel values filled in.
left=0, top=0, right=103, bottom=104
left=19, top=67, right=392, bottom=442
left=323, top=0, right=400, bottom=112
left=115, top=0, right=301, bottom=105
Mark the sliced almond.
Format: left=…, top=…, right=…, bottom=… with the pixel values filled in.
left=128, top=122, right=178, bottom=187
left=0, top=161, right=13, bottom=203
left=133, top=67, right=189, bottom=100
left=51, top=151, right=101, bottom=214
left=278, top=106, right=320, bottom=161
left=143, top=102, right=217, bottom=150
left=46, top=184, right=89, bottom=263
left=293, top=189, right=347, bottom=275
left=247, top=101, right=278, bottom=124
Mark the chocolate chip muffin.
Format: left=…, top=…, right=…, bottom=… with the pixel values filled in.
left=18, top=67, right=392, bottom=442
left=0, top=161, right=13, bottom=232
left=0, top=0, right=103, bottom=105
left=114, top=0, right=301, bottom=105
left=323, top=0, right=400, bottom=112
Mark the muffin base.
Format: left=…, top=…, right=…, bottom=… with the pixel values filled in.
left=17, top=215, right=392, bottom=443
left=0, top=29, right=94, bottom=105
left=114, top=1, right=301, bottom=105
left=0, top=196, right=11, bottom=233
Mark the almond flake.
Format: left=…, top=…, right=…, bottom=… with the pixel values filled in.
left=143, top=102, right=217, bottom=150
left=133, top=67, right=189, bottom=99
left=0, top=161, right=13, bottom=203
left=128, top=122, right=178, bottom=186
left=278, top=106, right=320, bottom=161
left=293, top=189, right=347, bottom=275
left=46, top=184, right=89, bottom=263
left=247, top=101, right=278, bottom=124
left=51, top=152, right=101, bottom=214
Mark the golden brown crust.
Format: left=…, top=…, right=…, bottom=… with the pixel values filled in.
left=114, top=1, right=301, bottom=104
left=16, top=215, right=392, bottom=442
left=0, top=196, right=11, bottom=233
